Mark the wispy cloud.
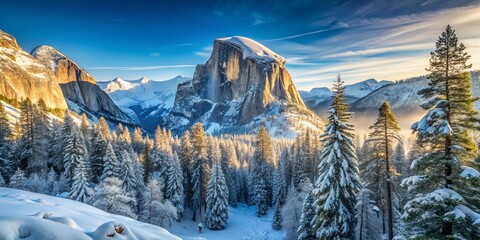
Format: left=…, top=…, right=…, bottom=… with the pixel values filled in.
left=263, top=27, right=342, bottom=42
left=271, top=4, right=480, bottom=89
left=149, top=52, right=160, bottom=57
left=165, top=43, right=193, bottom=48
left=195, top=46, right=213, bottom=58
left=252, top=13, right=274, bottom=26
left=322, top=43, right=432, bottom=58
left=88, top=65, right=196, bottom=71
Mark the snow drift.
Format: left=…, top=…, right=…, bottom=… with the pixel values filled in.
left=0, top=187, right=180, bottom=240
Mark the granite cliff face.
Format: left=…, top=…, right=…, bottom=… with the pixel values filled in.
left=0, top=30, right=67, bottom=110
left=31, top=45, right=131, bottom=123
left=166, top=36, right=321, bottom=137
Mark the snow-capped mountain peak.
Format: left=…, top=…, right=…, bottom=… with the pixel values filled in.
left=103, top=77, right=138, bottom=94
left=139, top=76, right=150, bottom=84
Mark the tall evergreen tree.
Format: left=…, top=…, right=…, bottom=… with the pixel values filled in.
left=297, top=191, right=316, bottom=240
left=179, top=130, right=193, bottom=208
left=251, top=125, right=274, bottom=216
left=69, top=154, right=92, bottom=203
left=63, top=127, right=87, bottom=187
left=205, top=157, right=229, bottom=230
left=17, top=98, right=34, bottom=171
left=365, top=101, right=401, bottom=240
left=306, top=75, right=361, bottom=239
left=119, top=150, right=137, bottom=197
left=405, top=25, right=480, bottom=238
left=29, top=99, right=50, bottom=176
left=89, top=125, right=108, bottom=183
left=142, top=137, right=153, bottom=183
left=166, top=153, right=185, bottom=220
left=0, top=102, right=14, bottom=180
left=191, top=123, right=210, bottom=221
left=101, top=142, right=120, bottom=181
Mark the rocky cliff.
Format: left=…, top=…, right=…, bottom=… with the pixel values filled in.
left=31, top=45, right=131, bottom=123
left=166, top=36, right=321, bottom=137
left=0, top=30, right=67, bottom=110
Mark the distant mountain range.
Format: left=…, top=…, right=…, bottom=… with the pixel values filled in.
left=299, top=79, right=392, bottom=119
left=98, top=75, right=191, bottom=132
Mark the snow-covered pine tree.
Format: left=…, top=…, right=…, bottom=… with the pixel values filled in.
left=205, top=156, right=229, bottom=230
left=79, top=114, right=91, bottom=152
left=27, top=173, right=49, bottom=194
left=179, top=130, right=193, bottom=208
left=404, top=25, right=480, bottom=238
left=119, top=150, right=137, bottom=197
left=101, top=142, right=120, bottom=181
left=0, top=174, right=5, bottom=187
left=301, top=130, right=315, bottom=182
left=9, top=168, right=27, bottom=190
left=307, top=75, right=361, bottom=239
left=355, top=188, right=382, bottom=240
left=140, top=177, right=177, bottom=228
left=63, top=127, right=87, bottom=187
left=297, top=190, right=316, bottom=240
left=28, top=99, right=50, bottom=176
left=279, top=148, right=292, bottom=190
left=251, top=125, right=274, bottom=216
left=45, top=168, right=58, bottom=195
left=47, top=120, right=64, bottom=174
left=392, top=143, right=406, bottom=185
left=0, top=102, right=14, bottom=181
left=16, top=98, right=34, bottom=172
left=142, top=137, right=153, bottom=183
left=166, top=153, right=185, bottom=220
left=271, top=156, right=287, bottom=230
left=272, top=158, right=287, bottom=207
left=283, top=183, right=312, bottom=240
left=89, top=177, right=137, bottom=219
left=222, top=142, right=240, bottom=207
left=68, top=152, right=92, bottom=203
left=292, top=138, right=309, bottom=190
left=364, top=101, right=401, bottom=240
left=89, top=125, right=108, bottom=183
left=272, top=202, right=283, bottom=230
left=191, top=123, right=211, bottom=222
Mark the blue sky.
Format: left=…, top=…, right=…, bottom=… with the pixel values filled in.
left=1, top=0, right=480, bottom=89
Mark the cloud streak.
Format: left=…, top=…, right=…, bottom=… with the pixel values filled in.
left=88, top=65, right=196, bottom=71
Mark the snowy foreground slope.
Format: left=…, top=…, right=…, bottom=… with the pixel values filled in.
left=169, top=204, right=283, bottom=240
left=0, top=187, right=180, bottom=240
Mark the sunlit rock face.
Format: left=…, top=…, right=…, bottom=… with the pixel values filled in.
left=32, top=45, right=131, bottom=122
left=191, top=37, right=305, bottom=124
left=0, top=30, right=67, bottom=110
left=167, top=36, right=321, bottom=137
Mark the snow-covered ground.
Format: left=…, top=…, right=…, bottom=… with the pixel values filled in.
left=0, top=187, right=180, bottom=240
left=170, top=204, right=283, bottom=240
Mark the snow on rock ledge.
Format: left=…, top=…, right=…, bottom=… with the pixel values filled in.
left=216, top=36, right=285, bottom=63
left=0, top=187, right=180, bottom=240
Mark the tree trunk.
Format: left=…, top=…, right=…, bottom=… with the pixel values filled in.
left=442, top=45, right=453, bottom=236
left=384, top=121, right=394, bottom=240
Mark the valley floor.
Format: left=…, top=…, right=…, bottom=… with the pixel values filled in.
left=170, top=204, right=284, bottom=240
